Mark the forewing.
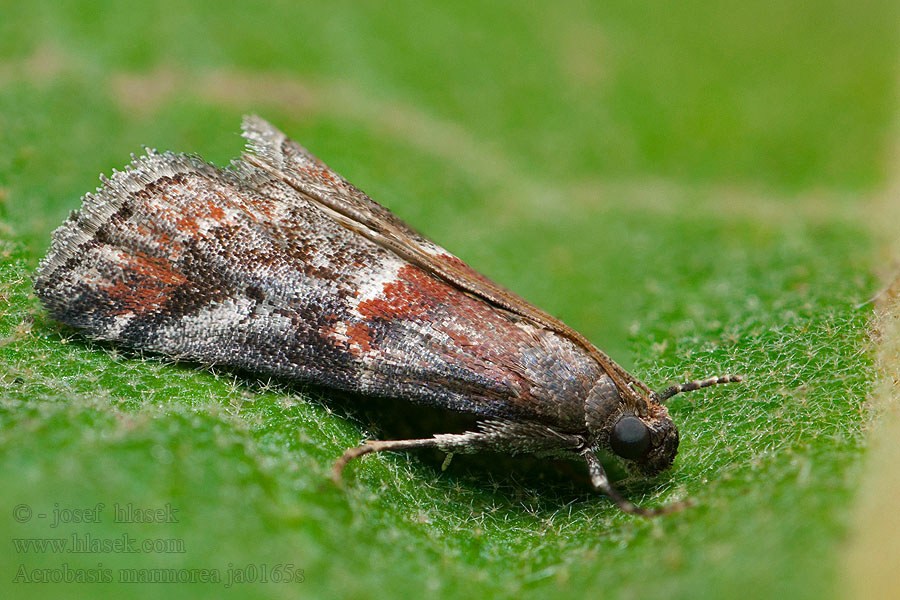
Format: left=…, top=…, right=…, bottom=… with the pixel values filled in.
left=239, top=116, right=649, bottom=400
left=33, top=149, right=597, bottom=427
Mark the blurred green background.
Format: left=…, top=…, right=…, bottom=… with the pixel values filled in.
left=1, top=1, right=898, bottom=598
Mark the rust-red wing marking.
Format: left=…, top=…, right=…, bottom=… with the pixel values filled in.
left=99, top=252, right=187, bottom=315
left=357, top=264, right=452, bottom=320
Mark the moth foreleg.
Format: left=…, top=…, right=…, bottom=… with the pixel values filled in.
left=582, top=449, right=689, bottom=517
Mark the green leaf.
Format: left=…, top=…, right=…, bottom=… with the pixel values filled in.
left=2, top=1, right=898, bottom=598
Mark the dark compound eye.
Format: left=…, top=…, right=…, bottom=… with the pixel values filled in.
left=609, top=416, right=651, bottom=460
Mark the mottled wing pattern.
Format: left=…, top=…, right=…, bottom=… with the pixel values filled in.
left=33, top=137, right=599, bottom=429
left=240, top=116, right=504, bottom=291
left=240, top=116, right=650, bottom=400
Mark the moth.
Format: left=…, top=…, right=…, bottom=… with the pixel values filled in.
left=34, top=116, right=741, bottom=516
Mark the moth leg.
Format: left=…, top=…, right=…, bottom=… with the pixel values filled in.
left=332, top=437, right=444, bottom=484
left=333, top=419, right=583, bottom=484
left=582, top=449, right=688, bottom=517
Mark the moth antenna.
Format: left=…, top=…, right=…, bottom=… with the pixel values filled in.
left=656, top=374, right=743, bottom=403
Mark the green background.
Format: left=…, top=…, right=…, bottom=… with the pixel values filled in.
left=1, top=1, right=898, bottom=598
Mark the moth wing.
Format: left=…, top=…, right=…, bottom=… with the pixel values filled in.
left=239, top=116, right=648, bottom=397
left=33, top=150, right=585, bottom=423
left=240, top=115, right=427, bottom=245
left=239, top=116, right=513, bottom=296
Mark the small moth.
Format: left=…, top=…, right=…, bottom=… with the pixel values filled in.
left=34, top=116, right=741, bottom=516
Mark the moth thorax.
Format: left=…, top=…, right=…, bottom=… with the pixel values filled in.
left=584, top=375, right=624, bottom=438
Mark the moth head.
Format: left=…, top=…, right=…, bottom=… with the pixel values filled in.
left=610, top=412, right=679, bottom=476
left=585, top=376, right=679, bottom=476
left=584, top=373, right=742, bottom=476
